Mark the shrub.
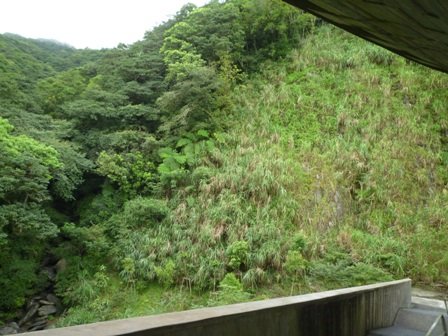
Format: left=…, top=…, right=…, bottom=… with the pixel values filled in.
left=291, top=232, right=307, bottom=252
left=226, top=240, right=249, bottom=270
left=219, top=273, right=243, bottom=292
left=155, top=260, right=176, bottom=287
left=209, top=273, right=251, bottom=305
left=121, top=197, right=169, bottom=229
left=284, top=250, right=308, bottom=277
left=0, top=256, right=41, bottom=317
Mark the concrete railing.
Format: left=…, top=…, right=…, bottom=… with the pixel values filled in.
left=25, top=279, right=411, bottom=336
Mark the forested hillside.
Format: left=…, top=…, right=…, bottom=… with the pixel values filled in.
left=0, top=0, right=447, bottom=330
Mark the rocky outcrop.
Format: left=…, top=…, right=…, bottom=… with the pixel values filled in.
left=9, top=293, right=63, bottom=333
left=0, top=323, right=19, bottom=335
left=0, top=259, right=64, bottom=334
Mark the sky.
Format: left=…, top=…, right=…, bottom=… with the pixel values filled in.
left=0, top=0, right=209, bottom=49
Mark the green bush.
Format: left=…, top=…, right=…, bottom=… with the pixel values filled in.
left=76, top=182, right=124, bottom=227
left=291, top=232, right=307, bottom=252
left=120, top=197, right=169, bottom=229
left=209, top=273, right=251, bottom=305
left=310, top=258, right=393, bottom=289
left=219, top=273, right=243, bottom=291
left=226, top=241, right=249, bottom=270
left=284, top=250, right=308, bottom=277
left=0, top=256, right=41, bottom=317
left=155, top=260, right=176, bottom=287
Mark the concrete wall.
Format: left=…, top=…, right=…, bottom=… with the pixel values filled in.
left=25, top=279, right=411, bottom=336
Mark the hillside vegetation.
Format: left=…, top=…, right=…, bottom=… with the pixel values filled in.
left=0, top=0, right=447, bottom=327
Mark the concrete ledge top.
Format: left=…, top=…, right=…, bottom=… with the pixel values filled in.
left=412, top=297, right=447, bottom=311
left=24, top=279, right=411, bottom=336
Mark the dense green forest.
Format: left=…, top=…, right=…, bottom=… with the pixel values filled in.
left=1, top=0, right=447, bottom=329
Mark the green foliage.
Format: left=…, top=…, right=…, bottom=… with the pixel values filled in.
left=291, top=232, right=307, bottom=252
left=161, top=35, right=205, bottom=83
left=0, top=108, right=92, bottom=201
left=0, top=255, right=42, bottom=315
left=163, top=1, right=245, bottom=66
left=76, top=182, right=124, bottom=227
left=407, top=216, right=448, bottom=283
left=35, top=69, right=87, bottom=112
left=284, top=251, right=308, bottom=277
left=219, top=273, right=243, bottom=292
left=157, top=147, right=188, bottom=175
left=56, top=264, right=110, bottom=306
left=157, top=130, right=215, bottom=192
left=210, top=273, right=251, bottom=305
left=120, top=197, right=169, bottom=228
left=0, top=204, right=57, bottom=241
left=157, top=65, right=224, bottom=136
left=120, top=257, right=136, bottom=285
left=343, top=229, right=407, bottom=277
left=0, top=118, right=60, bottom=194
left=0, top=117, right=60, bottom=240
left=155, top=260, right=176, bottom=287
left=235, top=0, right=316, bottom=70
left=310, top=259, right=393, bottom=289
left=60, top=222, right=109, bottom=257
left=50, top=141, right=93, bottom=201
left=97, top=151, right=156, bottom=196
left=226, top=240, right=249, bottom=270
left=0, top=33, right=99, bottom=113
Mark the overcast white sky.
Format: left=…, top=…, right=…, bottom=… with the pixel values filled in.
left=0, top=0, right=209, bottom=49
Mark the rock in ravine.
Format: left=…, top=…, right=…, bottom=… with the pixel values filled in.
left=39, top=300, right=53, bottom=305
left=29, top=319, right=48, bottom=331
left=0, top=326, right=18, bottom=335
left=38, top=305, right=58, bottom=316
left=46, top=294, right=61, bottom=306
left=19, top=303, right=39, bottom=326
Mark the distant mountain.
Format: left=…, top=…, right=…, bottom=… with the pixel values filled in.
left=4, top=32, right=72, bottom=46
left=1, top=33, right=101, bottom=72
left=0, top=32, right=102, bottom=103
left=35, top=37, right=75, bottom=49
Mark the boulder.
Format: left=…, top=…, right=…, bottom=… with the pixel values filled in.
left=38, top=305, right=57, bottom=316
left=46, top=294, right=61, bottom=306
left=46, top=294, right=62, bottom=313
left=0, top=327, right=17, bottom=335
left=39, top=300, right=53, bottom=305
left=55, top=258, right=67, bottom=273
left=0, top=325, right=18, bottom=335
left=19, top=303, right=39, bottom=326
left=32, top=316, right=48, bottom=324
left=28, top=318, right=47, bottom=331
left=41, top=267, right=56, bottom=282
left=45, top=323, right=56, bottom=330
left=7, top=323, right=18, bottom=331
left=29, top=323, right=47, bottom=332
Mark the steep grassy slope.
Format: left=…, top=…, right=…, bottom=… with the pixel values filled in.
left=167, top=25, right=448, bottom=288
left=57, top=25, right=447, bottom=326
left=209, top=26, right=448, bottom=287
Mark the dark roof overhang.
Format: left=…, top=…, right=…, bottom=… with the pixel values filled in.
left=284, top=0, right=448, bottom=73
